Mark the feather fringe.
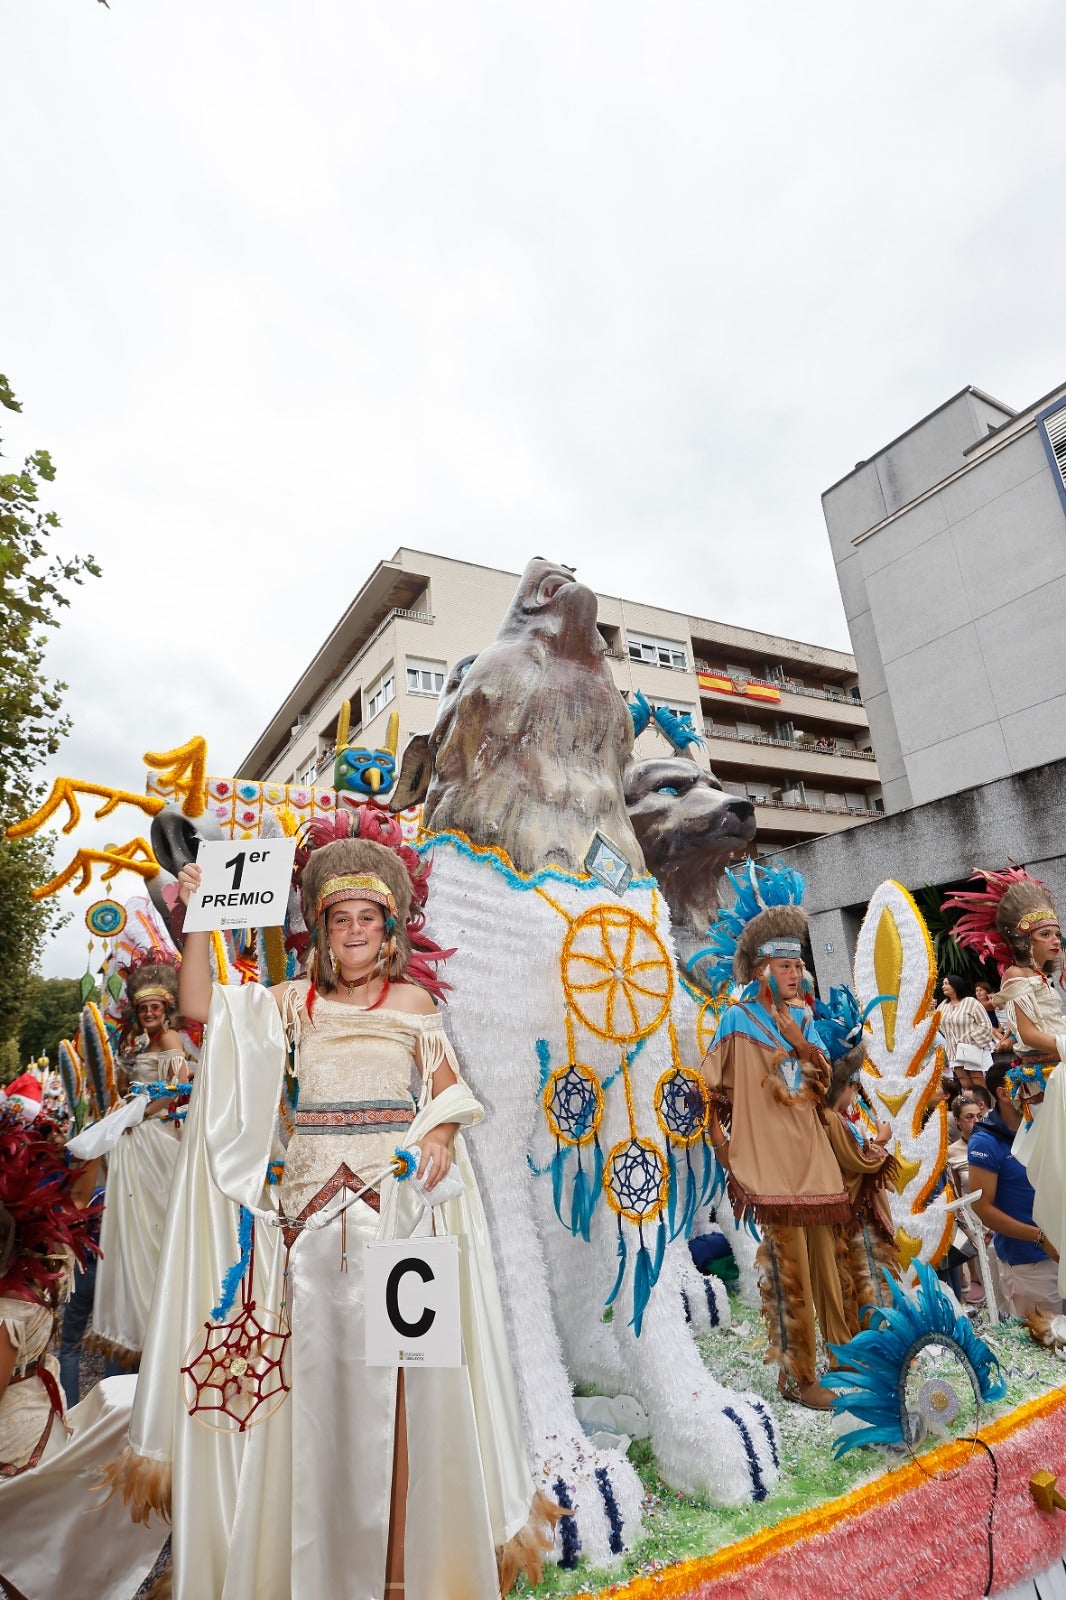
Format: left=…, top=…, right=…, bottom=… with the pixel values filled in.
left=496, top=1488, right=566, bottom=1595
left=82, top=1329, right=141, bottom=1369
left=97, top=1445, right=173, bottom=1526
left=756, top=1227, right=815, bottom=1385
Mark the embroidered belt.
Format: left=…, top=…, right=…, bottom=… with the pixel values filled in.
left=281, top=1163, right=380, bottom=1251
left=293, top=1100, right=414, bottom=1134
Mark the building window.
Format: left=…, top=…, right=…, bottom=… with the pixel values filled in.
left=1038, top=397, right=1066, bottom=516
left=406, top=657, right=446, bottom=696
left=627, top=631, right=688, bottom=671
left=366, top=668, right=395, bottom=722
left=846, top=793, right=868, bottom=814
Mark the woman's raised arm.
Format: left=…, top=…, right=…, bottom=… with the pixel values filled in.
left=175, top=864, right=213, bottom=1024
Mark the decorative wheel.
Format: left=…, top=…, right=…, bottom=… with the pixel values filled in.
left=543, top=1062, right=604, bottom=1148
left=603, top=1136, right=670, bottom=1225
left=561, top=905, right=673, bottom=1044
left=654, top=1067, right=708, bottom=1147
left=181, top=1303, right=290, bottom=1433
left=696, top=992, right=731, bottom=1056
left=86, top=898, right=126, bottom=937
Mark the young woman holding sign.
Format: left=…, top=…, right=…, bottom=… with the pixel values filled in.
left=114, top=814, right=556, bottom=1600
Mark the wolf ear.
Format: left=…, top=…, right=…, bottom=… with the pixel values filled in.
left=389, top=734, right=433, bottom=812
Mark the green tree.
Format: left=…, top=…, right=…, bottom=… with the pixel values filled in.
left=0, top=375, right=100, bottom=1062
left=17, top=975, right=87, bottom=1067
left=0, top=374, right=100, bottom=813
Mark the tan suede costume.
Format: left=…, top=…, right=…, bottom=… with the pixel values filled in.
left=702, top=1001, right=852, bottom=1387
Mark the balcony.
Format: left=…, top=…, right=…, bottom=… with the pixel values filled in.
left=695, top=672, right=869, bottom=731
left=751, top=803, right=870, bottom=837
left=704, top=725, right=878, bottom=784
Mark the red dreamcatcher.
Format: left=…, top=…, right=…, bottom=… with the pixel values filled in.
left=181, top=1230, right=290, bottom=1432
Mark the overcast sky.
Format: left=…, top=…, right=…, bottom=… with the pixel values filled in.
left=5, top=0, right=1064, bottom=977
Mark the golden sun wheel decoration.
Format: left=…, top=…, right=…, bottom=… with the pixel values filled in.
left=560, top=904, right=674, bottom=1044
left=853, top=880, right=950, bottom=1275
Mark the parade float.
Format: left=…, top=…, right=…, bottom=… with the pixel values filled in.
left=9, top=560, right=1066, bottom=1600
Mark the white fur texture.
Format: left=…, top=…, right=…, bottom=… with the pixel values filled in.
left=426, top=840, right=780, bottom=1561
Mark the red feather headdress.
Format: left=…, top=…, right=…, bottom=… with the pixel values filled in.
left=0, top=1108, right=101, bottom=1304
left=942, top=866, right=1057, bottom=975
left=291, top=805, right=454, bottom=1000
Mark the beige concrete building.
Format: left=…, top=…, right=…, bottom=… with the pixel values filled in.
left=239, top=550, right=882, bottom=854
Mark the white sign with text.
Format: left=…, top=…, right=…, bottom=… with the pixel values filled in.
left=182, top=837, right=297, bottom=933
left=364, top=1237, right=461, bottom=1368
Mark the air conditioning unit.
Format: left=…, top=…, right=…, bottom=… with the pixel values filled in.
left=290, top=714, right=309, bottom=738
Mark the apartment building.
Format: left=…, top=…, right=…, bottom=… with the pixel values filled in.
left=823, top=380, right=1066, bottom=811
left=238, top=550, right=882, bottom=854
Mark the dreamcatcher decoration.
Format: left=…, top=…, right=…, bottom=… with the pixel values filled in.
left=653, top=1027, right=719, bottom=1240
left=537, top=889, right=682, bottom=1334
left=541, top=1018, right=605, bottom=1242
left=181, top=1209, right=290, bottom=1433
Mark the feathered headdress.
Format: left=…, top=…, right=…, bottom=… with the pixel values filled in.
left=942, top=867, right=1059, bottom=974
left=687, top=858, right=807, bottom=993
left=0, top=1107, right=101, bottom=1304
left=813, top=984, right=894, bottom=1067
left=292, top=807, right=453, bottom=1000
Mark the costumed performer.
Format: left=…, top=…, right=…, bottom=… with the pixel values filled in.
left=0, top=1107, right=167, bottom=1600
left=814, top=986, right=901, bottom=1329
left=69, top=959, right=190, bottom=1367
left=698, top=862, right=852, bottom=1410
left=944, top=869, right=1066, bottom=1300
left=114, top=816, right=558, bottom=1600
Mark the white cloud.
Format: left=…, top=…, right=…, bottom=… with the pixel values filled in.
left=3, top=0, right=1063, bottom=974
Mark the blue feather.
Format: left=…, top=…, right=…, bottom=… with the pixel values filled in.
left=551, top=1146, right=569, bottom=1227
left=630, top=1244, right=651, bottom=1335
left=652, top=1218, right=666, bottom=1281
left=571, top=1163, right=590, bottom=1241
left=591, top=1139, right=605, bottom=1225
left=667, top=1143, right=680, bottom=1239
left=626, top=689, right=652, bottom=736
left=211, top=1206, right=255, bottom=1321
left=535, top=1038, right=553, bottom=1091
left=606, top=1228, right=627, bottom=1308
left=823, top=1261, right=1007, bottom=1457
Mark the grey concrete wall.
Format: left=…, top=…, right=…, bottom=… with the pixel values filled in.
left=823, top=387, right=1066, bottom=813
left=772, top=758, right=1066, bottom=993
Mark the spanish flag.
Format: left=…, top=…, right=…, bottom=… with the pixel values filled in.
left=698, top=672, right=735, bottom=694
left=743, top=681, right=781, bottom=703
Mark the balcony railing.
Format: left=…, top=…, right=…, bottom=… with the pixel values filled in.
left=694, top=662, right=863, bottom=708
left=704, top=723, right=876, bottom=760
left=722, top=785, right=875, bottom=819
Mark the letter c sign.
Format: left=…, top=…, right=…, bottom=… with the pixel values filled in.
left=364, top=1237, right=461, bottom=1367
left=386, top=1257, right=436, bottom=1338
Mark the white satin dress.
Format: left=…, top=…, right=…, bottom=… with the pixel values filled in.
left=128, top=983, right=539, bottom=1600
left=91, top=1046, right=186, bottom=1363
left=0, top=1293, right=166, bottom=1599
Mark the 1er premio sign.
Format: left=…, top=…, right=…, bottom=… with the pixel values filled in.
left=183, top=838, right=297, bottom=933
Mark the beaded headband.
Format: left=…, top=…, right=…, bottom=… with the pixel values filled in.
left=132, top=986, right=173, bottom=1004
left=317, top=873, right=397, bottom=919
left=756, top=938, right=804, bottom=960
left=1017, top=908, right=1060, bottom=934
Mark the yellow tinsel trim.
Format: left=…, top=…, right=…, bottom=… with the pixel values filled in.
left=583, top=1389, right=1066, bottom=1600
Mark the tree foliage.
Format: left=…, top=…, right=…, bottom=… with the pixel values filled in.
left=17, top=975, right=87, bottom=1069
left=0, top=374, right=100, bottom=815
left=0, top=375, right=100, bottom=1056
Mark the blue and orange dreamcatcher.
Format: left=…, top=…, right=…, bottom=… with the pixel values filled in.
left=538, top=895, right=717, bottom=1334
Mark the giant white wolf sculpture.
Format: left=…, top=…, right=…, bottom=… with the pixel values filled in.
left=391, top=559, right=779, bottom=1567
